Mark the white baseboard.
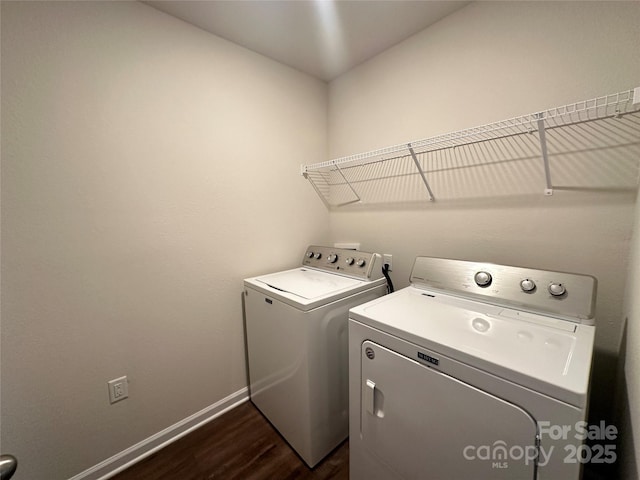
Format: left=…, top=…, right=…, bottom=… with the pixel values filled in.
left=69, top=387, right=249, bottom=480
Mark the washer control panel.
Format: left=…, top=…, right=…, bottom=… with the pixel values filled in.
left=302, top=245, right=383, bottom=280
left=410, top=256, right=597, bottom=323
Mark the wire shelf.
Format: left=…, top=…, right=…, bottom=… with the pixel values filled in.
left=302, top=88, right=640, bottom=207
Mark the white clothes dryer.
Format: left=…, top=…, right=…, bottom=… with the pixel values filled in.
left=244, top=245, right=387, bottom=467
left=349, top=256, right=597, bottom=480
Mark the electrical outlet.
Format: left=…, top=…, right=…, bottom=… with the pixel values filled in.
left=334, top=242, right=360, bottom=250
left=108, top=376, right=129, bottom=404
left=383, top=254, right=393, bottom=272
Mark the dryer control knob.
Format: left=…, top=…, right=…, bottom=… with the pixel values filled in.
left=356, top=258, right=366, bottom=267
left=306, top=251, right=314, bottom=258
left=313, top=252, right=322, bottom=259
left=474, top=271, right=492, bottom=287
left=328, top=253, right=338, bottom=263
left=345, top=257, right=355, bottom=266
left=520, top=278, right=536, bottom=292
left=548, top=283, right=566, bottom=296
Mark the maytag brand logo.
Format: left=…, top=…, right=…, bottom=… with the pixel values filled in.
left=418, top=351, right=439, bottom=366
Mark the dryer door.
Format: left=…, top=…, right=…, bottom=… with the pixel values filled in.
left=360, top=341, right=538, bottom=480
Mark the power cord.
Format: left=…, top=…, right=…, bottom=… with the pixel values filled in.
left=382, top=264, right=395, bottom=294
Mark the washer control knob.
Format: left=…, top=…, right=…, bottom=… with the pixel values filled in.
left=520, top=278, right=536, bottom=292
left=548, top=283, right=566, bottom=296
left=313, top=252, right=322, bottom=260
left=474, top=271, right=492, bottom=287
left=356, top=258, right=366, bottom=267
left=328, top=253, right=338, bottom=263
left=345, top=257, right=355, bottom=266
left=306, top=251, right=314, bottom=258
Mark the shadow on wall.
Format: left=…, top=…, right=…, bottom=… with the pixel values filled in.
left=241, top=290, right=252, bottom=393
left=582, top=346, right=621, bottom=480
left=584, top=318, right=637, bottom=480
left=611, top=319, right=638, bottom=480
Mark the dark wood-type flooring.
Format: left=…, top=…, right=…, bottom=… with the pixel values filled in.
left=105, top=399, right=614, bottom=480
left=111, top=401, right=349, bottom=480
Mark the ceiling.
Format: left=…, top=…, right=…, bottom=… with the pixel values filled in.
left=144, top=1, right=470, bottom=82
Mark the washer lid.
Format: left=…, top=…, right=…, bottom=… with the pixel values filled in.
left=245, top=267, right=385, bottom=311
left=255, top=268, right=362, bottom=299
left=349, top=286, right=595, bottom=408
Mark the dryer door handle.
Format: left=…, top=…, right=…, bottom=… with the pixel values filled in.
left=365, top=379, right=376, bottom=415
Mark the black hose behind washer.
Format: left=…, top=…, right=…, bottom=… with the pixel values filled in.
left=382, top=264, right=394, bottom=294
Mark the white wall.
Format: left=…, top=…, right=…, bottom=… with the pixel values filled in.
left=1, top=1, right=328, bottom=478
left=2, top=1, right=639, bottom=479
left=327, top=1, right=639, bottom=473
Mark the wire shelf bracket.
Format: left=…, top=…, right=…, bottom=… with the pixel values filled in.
left=408, top=144, right=435, bottom=201
left=536, top=114, right=554, bottom=196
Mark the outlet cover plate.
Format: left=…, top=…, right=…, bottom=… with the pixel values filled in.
left=108, top=376, right=129, bottom=404
left=334, top=242, right=360, bottom=250
left=383, top=254, right=393, bottom=271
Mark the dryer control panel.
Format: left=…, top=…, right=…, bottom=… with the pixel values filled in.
left=303, top=245, right=383, bottom=280
left=410, top=256, right=597, bottom=324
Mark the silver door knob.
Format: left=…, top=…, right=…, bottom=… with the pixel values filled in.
left=0, top=455, right=18, bottom=480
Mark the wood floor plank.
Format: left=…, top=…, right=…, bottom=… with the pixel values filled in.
left=110, top=401, right=349, bottom=480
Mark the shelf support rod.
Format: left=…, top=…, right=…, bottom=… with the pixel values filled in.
left=334, top=162, right=361, bottom=206
left=305, top=174, right=332, bottom=209
left=536, top=114, right=553, bottom=196
left=408, top=144, right=435, bottom=202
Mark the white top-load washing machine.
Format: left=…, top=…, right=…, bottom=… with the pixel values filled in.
left=349, top=256, right=597, bottom=480
left=244, top=245, right=387, bottom=467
